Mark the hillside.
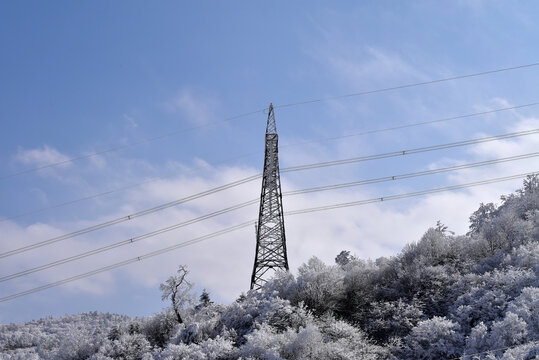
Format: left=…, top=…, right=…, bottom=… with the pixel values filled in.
left=1, top=175, right=537, bottom=360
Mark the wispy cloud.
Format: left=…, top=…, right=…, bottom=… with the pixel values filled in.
left=123, top=113, right=138, bottom=128
left=1, top=104, right=535, bottom=308
left=164, top=88, right=219, bottom=126
left=327, top=47, right=429, bottom=86
left=15, top=145, right=71, bottom=168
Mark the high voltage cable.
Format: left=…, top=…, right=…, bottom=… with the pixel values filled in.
left=208, top=103, right=539, bottom=169
left=0, top=173, right=261, bottom=259
left=273, top=62, right=539, bottom=109
left=283, top=152, right=539, bottom=196
left=280, top=128, right=539, bottom=173
left=0, top=109, right=265, bottom=181
left=0, top=199, right=259, bottom=282
left=2, top=102, right=536, bottom=223
left=0, top=171, right=534, bottom=303
left=0, top=220, right=255, bottom=303
left=2, top=62, right=539, bottom=179
left=283, top=127, right=533, bottom=171
left=0, top=178, right=158, bottom=223
left=286, top=172, right=536, bottom=216
left=0, top=128, right=537, bottom=259
left=280, top=102, right=539, bottom=150
left=1, top=153, right=537, bottom=283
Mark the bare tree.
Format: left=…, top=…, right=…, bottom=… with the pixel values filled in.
left=160, top=265, right=193, bottom=324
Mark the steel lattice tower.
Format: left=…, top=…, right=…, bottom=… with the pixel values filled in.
left=250, top=103, right=289, bottom=291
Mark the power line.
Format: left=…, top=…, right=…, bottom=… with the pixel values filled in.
left=280, top=128, right=539, bottom=173
left=280, top=102, right=539, bottom=150
left=274, top=62, right=539, bottom=109
left=3, top=62, right=539, bottom=179
left=283, top=152, right=539, bottom=196
left=0, top=178, right=159, bottom=223
left=1, top=153, right=536, bottom=283
left=0, top=199, right=258, bottom=282
left=1, top=128, right=537, bottom=259
left=0, top=171, right=534, bottom=303
left=209, top=102, right=539, bottom=168
left=2, top=102, right=536, bottom=223
left=286, top=172, right=536, bottom=216
left=0, top=173, right=260, bottom=259
left=0, top=109, right=265, bottom=180
left=0, top=220, right=255, bottom=303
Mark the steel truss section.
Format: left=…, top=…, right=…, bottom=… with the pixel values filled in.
left=250, top=103, right=289, bottom=290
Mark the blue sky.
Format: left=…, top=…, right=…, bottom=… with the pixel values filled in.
left=1, top=1, right=538, bottom=323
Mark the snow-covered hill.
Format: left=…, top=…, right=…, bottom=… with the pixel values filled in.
left=1, top=176, right=537, bottom=360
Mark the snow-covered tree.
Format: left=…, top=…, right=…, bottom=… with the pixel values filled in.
left=160, top=265, right=194, bottom=324
left=399, top=316, right=464, bottom=359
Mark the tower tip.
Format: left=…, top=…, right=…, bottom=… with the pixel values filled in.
left=266, top=103, right=277, bottom=134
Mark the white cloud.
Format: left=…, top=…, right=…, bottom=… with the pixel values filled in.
left=467, top=116, right=539, bottom=159
left=15, top=145, right=71, bottom=168
left=164, top=88, right=219, bottom=126
left=327, top=47, right=429, bottom=86
left=304, top=24, right=432, bottom=91
left=0, top=161, right=261, bottom=301
left=1, top=108, right=536, bottom=310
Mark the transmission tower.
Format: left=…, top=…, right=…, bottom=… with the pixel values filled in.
left=250, top=103, right=289, bottom=291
